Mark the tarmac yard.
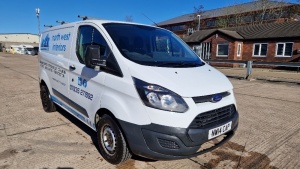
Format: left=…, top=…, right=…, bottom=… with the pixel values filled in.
left=0, top=53, right=299, bottom=169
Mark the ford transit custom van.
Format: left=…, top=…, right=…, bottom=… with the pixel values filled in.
left=39, top=19, right=239, bottom=164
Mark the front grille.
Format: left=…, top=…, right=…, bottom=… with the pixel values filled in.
left=189, top=104, right=236, bottom=128
left=192, top=91, right=231, bottom=104
left=157, top=138, right=180, bottom=149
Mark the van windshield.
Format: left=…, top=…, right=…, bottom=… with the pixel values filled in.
left=103, top=23, right=203, bottom=67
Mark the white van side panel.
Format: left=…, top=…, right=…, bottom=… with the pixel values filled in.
left=39, top=26, right=99, bottom=130
left=39, top=26, right=74, bottom=104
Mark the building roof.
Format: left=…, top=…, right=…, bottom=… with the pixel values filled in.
left=226, top=21, right=300, bottom=39
left=185, top=21, right=300, bottom=42
left=217, top=29, right=244, bottom=39
left=157, top=1, right=295, bottom=26
left=184, top=29, right=217, bottom=42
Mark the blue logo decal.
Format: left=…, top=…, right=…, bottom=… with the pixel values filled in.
left=78, top=77, right=82, bottom=86
left=78, top=77, right=87, bottom=88
left=212, top=94, right=222, bottom=103
left=82, top=79, right=87, bottom=88
left=41, top=34, right=50, bottom=51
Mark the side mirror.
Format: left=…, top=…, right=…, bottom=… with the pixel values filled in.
left=84, top=45, right=106, bottom=69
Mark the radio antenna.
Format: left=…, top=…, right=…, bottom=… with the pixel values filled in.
left=142, top=13, right=158, bottom=26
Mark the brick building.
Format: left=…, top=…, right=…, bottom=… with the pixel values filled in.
left=158, top=1, right=300, bottom=38
left=185, top=21, right=300, bottom=63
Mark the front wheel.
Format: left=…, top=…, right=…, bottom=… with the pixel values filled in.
left=97, top=114, right=132, bottom=164
left=40, top=85, right=56, bottom=112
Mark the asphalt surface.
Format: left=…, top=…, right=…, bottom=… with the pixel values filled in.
left=0, top=53, right=299, bottom=169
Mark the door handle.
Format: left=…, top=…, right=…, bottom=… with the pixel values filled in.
left=69, top=65, right=76, bottom=70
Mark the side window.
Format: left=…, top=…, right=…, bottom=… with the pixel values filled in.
left=76, top=25, right=109, bottom=64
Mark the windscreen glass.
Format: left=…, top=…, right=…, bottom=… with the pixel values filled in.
left=103, top=23, right=203, bottom=67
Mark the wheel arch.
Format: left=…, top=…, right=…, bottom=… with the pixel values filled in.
left=39, top=70, right=53, bottom=94
left=94, top=108, right=116, bottom=128
left=94, top=108, right=133, bottom=151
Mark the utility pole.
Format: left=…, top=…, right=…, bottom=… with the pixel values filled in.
left=197, top=15, right=201, bottom=31
left=36, top=8, right=40, bottom=36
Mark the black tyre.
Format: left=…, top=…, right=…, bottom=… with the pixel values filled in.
left=40, top=85, right=56, bottom=112
left=97, top=114, right=132, bottom=164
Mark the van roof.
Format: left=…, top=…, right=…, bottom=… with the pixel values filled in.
left=42, top=19, right=158, bottom=33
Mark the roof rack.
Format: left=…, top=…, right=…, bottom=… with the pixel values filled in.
left=56, top=20, right=68, bottom=25
left=44, top=25, right=53, bottom=28
left=78, top=15, right=102, bottom=21
left=78, top=15, right=89, bottom=20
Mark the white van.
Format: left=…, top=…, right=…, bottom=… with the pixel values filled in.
left=10, top=45, right=25, bottom=54
left=9, top=45, right=34, bottom=55
left=39, top=19, right=239, bottom=164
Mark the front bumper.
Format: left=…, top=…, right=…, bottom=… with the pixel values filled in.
left=118, top=109, right=239, bottom=160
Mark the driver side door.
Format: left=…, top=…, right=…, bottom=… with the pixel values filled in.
left=68, top=24, right=110, bottom=126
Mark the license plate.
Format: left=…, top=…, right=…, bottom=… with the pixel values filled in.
left=208, top=121, right=232, bottom=140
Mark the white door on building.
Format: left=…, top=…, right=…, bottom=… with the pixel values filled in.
left=193, top=42, right=211, bottom=60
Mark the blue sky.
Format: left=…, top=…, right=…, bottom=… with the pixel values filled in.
left=0, top=0, right=298, bottom=34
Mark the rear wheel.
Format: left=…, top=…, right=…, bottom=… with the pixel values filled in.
left=97, top=114, right=132, bottom=164
left=40, top=85, right=56, bottom=112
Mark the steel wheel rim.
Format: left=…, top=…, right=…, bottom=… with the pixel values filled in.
left=102, top=125, right=116, bottom=155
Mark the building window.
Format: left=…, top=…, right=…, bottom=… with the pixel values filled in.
left=253, top=43, right=268, bottom=57
left=217, top=44, right=229, bottom=57
left=164, top=24, right=186, bottom=31
left=207, top=20, right=216, bottom=27
left=276, top=42, right=293, bottom=57
left=237, top=43, right=242, bottom=57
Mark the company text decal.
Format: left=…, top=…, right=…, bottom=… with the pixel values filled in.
left=40, top=61, right=66, bottom=77
left=70, top=77, right=93, bottom=101
left=52, top=33, right=71, bottom=51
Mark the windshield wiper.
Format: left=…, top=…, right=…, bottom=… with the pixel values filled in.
left=156, top=62, right=204, bottom=67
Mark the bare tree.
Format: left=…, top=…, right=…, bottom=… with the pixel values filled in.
left=125, top=16, right=133, bottom=22
left=194, top=5, right=204, bottom=16
left=252, top=0, right=292, bottom=24
left=215, top=6, right=232, bottom=28
left=216, top=0, right=297, bottom=28
left=190, top=0, right=298, bottom=31
left=187, top=5, right=204, bottom=32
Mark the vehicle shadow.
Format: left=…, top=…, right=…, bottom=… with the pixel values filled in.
left=55, top=107, right=99, bottom=150
left=55, top=106, right=156, bottom=163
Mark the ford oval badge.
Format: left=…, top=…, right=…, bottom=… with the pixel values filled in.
left=212, top=94, right=222, bottom=103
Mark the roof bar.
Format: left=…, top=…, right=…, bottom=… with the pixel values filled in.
left=78, top=15, right=102, bottom=20
left=56, top=20, right=68, bottom=25
left=44, top=25, right=53, bottom=28
left=78, top=15, right=89, bottom=20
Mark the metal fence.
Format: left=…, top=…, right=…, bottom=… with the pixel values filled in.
left=204, top=60, right=300, bottom=79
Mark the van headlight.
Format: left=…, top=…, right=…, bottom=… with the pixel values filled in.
left=133, top=77, right=188, bottom=113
